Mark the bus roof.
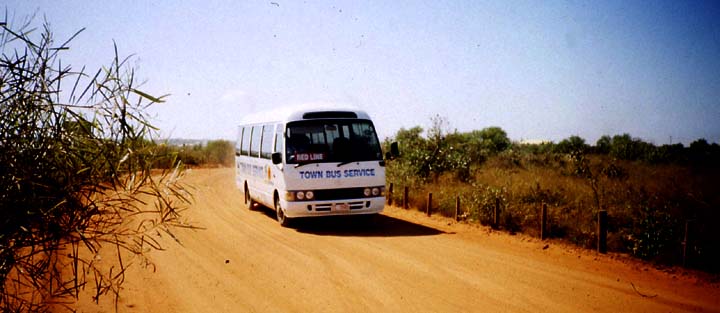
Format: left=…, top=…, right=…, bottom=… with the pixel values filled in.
left=239, top=104, right=372, bottom=125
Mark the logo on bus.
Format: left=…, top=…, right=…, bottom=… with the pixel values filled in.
left=299, top=169, right=376, bottom=180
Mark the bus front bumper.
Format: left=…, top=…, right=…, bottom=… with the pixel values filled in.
left=281, top=197, right=385, bottom=218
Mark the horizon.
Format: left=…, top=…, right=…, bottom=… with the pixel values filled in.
left=161, top=130, right=713, bottom=148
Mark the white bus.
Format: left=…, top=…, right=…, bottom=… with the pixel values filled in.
left=235, top=105, right=397, bottom=226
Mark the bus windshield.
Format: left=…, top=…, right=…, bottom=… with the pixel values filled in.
left=286, top=119, right=382, bottom=164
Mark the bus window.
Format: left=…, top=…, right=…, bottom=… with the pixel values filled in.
left=261, top=124, right=274, bottom=159
left=235, top=127, right=248, bottom=153
left=241, top=126, right=251, bottom=155
left=274, top=124, right=284, bottom=154
left=250, top=125, right=262, bottom=157
left=350, top=122, right=381, bottom=160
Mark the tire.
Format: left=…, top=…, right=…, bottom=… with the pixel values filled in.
left=244, top=185, right=255, bottom=210
left=275, top=195, right=292, bottom=227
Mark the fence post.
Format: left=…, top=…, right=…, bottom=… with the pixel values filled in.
left=597, top=210, right=607, bottom=254
left=455, top=196, right=460, bottom=222
left=492, top=197, right=500, bottom=229
left=426, top=192, right=432, bottom=217
left=387, top=183, right=393, bottom=206
left=540, top=202, right=548, bottom=240
left=403, top=186, right=409, bottom=210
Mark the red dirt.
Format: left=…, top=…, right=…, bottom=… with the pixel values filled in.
left=72, top=168, right=720, bottom=312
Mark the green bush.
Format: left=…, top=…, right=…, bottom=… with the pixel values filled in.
left=205, top=140, right=235, bottom=166
left=555, top=135, right=589, bottom=155
left=385, top=117, right=509, bottom=186
left=151, top=140, right=235, bottom=168
left=631, top=204, right=680, bottom=260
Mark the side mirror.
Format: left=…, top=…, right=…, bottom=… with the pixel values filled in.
left=271, top=152, right=282, bottom=165
left=390, top=141, right=400, bottom=159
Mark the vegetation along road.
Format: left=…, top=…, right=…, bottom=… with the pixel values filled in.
left=74, top=168, right=719, bottom=312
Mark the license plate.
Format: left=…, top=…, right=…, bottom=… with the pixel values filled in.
left=335, top=203, right=349, bottom=212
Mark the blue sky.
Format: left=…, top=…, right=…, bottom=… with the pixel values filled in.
left=5, top=1, right=720, bottom=145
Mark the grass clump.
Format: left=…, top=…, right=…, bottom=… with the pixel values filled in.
left=1, top=16, right=194, bottom=311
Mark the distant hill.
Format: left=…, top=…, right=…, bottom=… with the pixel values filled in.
left=164, top=138, right=210, bottom=147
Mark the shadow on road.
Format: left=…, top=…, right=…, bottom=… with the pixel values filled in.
left=292, top=214, right=447, bottom=237
left=252, top=204, right=446, bottom=237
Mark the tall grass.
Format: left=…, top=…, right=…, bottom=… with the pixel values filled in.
left=1, top=17, right=194, bottom=311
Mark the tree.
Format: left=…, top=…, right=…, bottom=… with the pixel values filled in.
left=466, top=127, right=511, bottom=156
left=205, top=140, right=235, bottom=166
left=385, top=117, right=473, bottom=184
left=384, top=126, right=429, bottom=186
left=646, top=143, right=685, bottom=164
left=449, top=126, right=512, bottom=167
left=688, top=138, right=720, bottom=165
left=394, top=126, right=426, bottom=152
left=609, top=134, right=648, bottom=160
left=0, top=18, right=193, bottom=311
left=595, top=135, right=612, bottom=154
left=555, top=135, right=589, bottom=154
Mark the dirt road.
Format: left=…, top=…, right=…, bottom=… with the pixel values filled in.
left=75, top=168, right=719, bottom=312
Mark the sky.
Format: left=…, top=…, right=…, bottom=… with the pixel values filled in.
left=4, top=0, right=720, bottom=145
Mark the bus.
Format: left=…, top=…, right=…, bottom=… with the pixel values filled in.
left=235, top=105, right=397, bottom=226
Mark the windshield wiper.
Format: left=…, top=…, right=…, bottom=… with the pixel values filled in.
left=294, top=161, right=319, bottom=168
left=337, top=161, right=356, bottom=167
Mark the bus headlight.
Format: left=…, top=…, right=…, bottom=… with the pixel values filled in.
left=363, top=188, right=371, bottom=197
left=286, top=190, right=315, bottom=201
left=371, top=187, right=380, bottom=196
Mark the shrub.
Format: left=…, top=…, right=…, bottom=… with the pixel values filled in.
left=555, top=135, right=589, bottom=155
left=148, top=140, right=235, bottom=169
left=630, top=204, right=680, bottom=260
left=608, top=134, right=655, bottom=161
left=205, top=140, right=235, bottom=166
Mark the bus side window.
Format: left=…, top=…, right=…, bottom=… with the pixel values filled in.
left=241, top=126, right=251, bottom=156
left=237, top=127, right=243, bottom=154
left=261, top=124, right=274, bottom=159
left=274, top=124, right=284, bottom=154
left=250, top=125, right=262, bottom=157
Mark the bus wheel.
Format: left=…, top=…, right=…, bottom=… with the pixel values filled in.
left=275, top=196, right=291, bottom=227
left=244, top=185, right=255, bottom=210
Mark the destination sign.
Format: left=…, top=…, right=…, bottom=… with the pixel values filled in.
left=295, top=152, right=326, bottom=162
